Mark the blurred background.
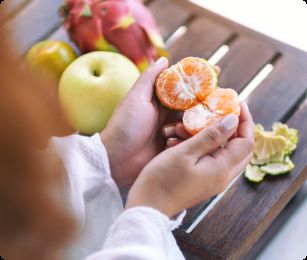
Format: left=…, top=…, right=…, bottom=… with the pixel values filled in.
left=193, top=0, right=307, bottom=52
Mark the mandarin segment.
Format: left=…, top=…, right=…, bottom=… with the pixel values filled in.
left=183, top=88, right=240, bottom=135
left=205, top=88, right=240, bottom=116
left=155, top=67, right=198, bottom=110
left=155, top=57, right=217, bottom=111
left=179, top=57, right=217, bottom=101
left=183, top=104, right=222, bottom=135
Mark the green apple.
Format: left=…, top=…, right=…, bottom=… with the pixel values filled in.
left=59, top=51, right=140, bottom=135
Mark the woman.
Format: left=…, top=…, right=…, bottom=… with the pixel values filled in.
left=0, top=24, right=254, bottom=259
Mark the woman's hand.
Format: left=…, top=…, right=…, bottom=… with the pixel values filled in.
left=101, top=57, right=170, bottom=187
left=126, top=102, right=254, bottom=218
left=101, top=58, right=220, bottom=188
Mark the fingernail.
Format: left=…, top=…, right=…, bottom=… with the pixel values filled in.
left=168, top=137, right=178, bottom=141
left=164, top=126, right=175, bottom=137
left=220, top=114, right=238, bottom=130
left=155, top=57, right=167, bottom=65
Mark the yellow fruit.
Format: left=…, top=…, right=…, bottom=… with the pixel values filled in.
left=25, top=40, right=77, bottom=82
left=59, top=51, right=140, bottom=135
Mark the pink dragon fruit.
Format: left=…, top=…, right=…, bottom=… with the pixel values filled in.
left=59, top=0, right=168, bottom=71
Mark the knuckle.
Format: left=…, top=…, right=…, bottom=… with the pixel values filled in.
left=243, top=138, right=254, bottom=153
left=204, top=128, right=222, bottom=146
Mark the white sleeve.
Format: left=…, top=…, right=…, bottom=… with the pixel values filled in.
left=86, top=207, right=186, bottom=260
left=51, top=134, right=123, bottom=259
left=52, top=133, right=186, bottom=260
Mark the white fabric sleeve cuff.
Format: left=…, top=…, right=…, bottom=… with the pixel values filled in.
left=87, top=207, right=186, bottom=260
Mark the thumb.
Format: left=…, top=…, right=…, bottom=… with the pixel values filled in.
left=180, top=114, right=239, bottom=158
left=129, top=57, right=169, bottom=101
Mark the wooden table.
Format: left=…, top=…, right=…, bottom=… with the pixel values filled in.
left=2, top=0, right=307, bottom=259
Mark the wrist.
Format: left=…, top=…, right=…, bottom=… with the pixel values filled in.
left=100, top=130, right=124, bottom=187
left=126, top=175, right=179, bottom=218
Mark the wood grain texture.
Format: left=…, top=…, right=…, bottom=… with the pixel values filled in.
left=169, top=16, right=233, bottom=63
left=217, top=36, right=277, bottom=92
left=170, top=0, right=302, bottom=57
left=4, top=0, right=63, bottom=55
left=247, top=56, right=307, bottom=129
left=147, top=0, right=192, bottom=40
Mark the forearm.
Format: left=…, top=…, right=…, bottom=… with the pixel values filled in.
left=86, top=207, right=185, bottom=260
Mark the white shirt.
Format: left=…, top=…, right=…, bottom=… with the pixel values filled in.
left=52, top=134, right=185, bottom=260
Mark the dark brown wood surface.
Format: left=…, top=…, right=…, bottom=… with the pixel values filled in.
left=2, top=0, right=307, bottom=259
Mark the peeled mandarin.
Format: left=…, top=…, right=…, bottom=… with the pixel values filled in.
left=155, top=57, right=218, bottom=111
left=183, top=104, right=222, bottom=135
left=183, top=88, right=240, bottom=135
left=205, top=88, right=241, bottom=116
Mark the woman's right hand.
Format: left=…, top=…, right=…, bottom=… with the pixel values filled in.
left=126, top=102, right=254, bottom=218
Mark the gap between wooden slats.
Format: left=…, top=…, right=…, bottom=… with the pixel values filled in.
left=168, top=16, right=234, bottom=63
left=4, top=0, right=63, bottom=55
left=246, top=56, right=307, bottom=128
left=217, top=37, right=276, bottom=93
left=244, top=100, right=307, bottom=260
left=147, top=0, right=192, bottom=41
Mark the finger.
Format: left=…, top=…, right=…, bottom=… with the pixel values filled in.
left=209, top=137, right=254, bottom=171
left=162, top=123, right=191, bottom=139
left=230, top=130, right=237, bottom=140
left=163, top=124, right=176, bottom=138
left=228, top=152, right=253, bottom=181
left=237, top=101, right=254, bottom=141
left=215, top=66, right=221, bottom=76
left=179, top=114, right=239, bottom=158
left=200, top=152, right=252, bottom=195
left=175, top=123, right=191, bottom=140
left=129, top=57, right=169, bottom=102
left=166, top=138, right=182, bottom=148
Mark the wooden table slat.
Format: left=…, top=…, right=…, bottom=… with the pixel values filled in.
left=147, top=0, right=192, bottom=40
left=172, top=0, right=301, bottom=57
left=169, top=16, right=233, bottom=63
left=218, top=36, right=277, bottom=92
left=247, top=56, right=307, bottom=129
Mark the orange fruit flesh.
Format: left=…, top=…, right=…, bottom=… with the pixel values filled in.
left=183, top=104, right=222, bottom=135
left=183, top=88, right=240, bottom=135
left=205, top=88, right=241, bottom=116
left=155, top=57, right=217, bottom=111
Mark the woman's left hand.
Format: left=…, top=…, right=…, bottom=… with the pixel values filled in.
left=101, top=57, right=172, bottom=187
